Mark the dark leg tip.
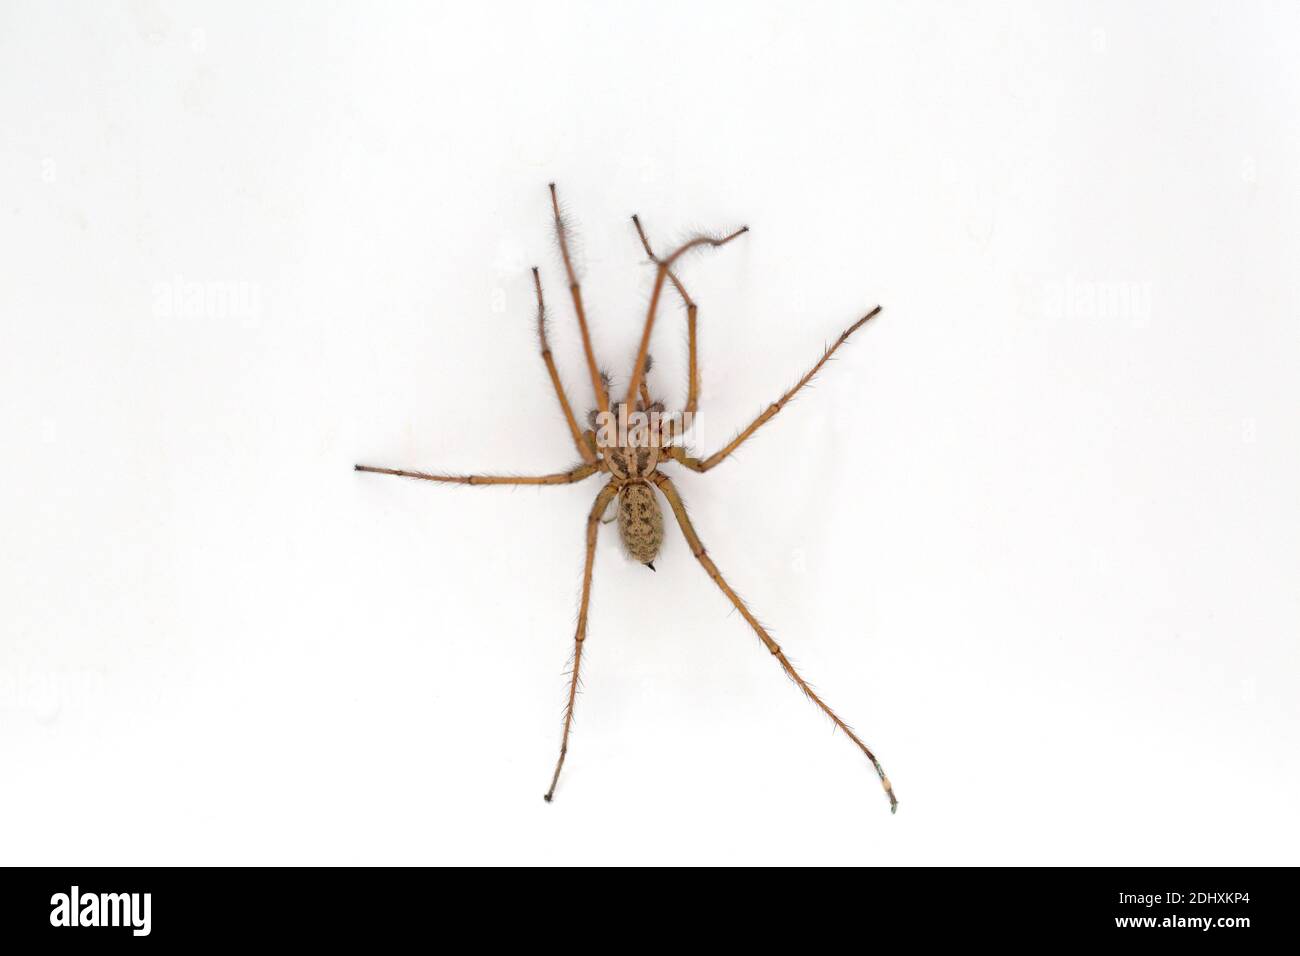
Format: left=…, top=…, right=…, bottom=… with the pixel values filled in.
left=353, top=464, right=362, bottom=471
left=543, top=793, right=553, bottom=803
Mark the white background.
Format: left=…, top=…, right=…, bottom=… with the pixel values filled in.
left=2, top=1, right=1297, bottom=866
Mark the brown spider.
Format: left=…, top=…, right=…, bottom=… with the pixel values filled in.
left=356, top=184, right=897, bottom=813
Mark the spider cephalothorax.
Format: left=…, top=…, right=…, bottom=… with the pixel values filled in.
left=356, top=184, right=897, bottom=812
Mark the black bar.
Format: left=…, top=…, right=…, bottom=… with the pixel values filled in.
left=0, top=866, right=1288, bottom=945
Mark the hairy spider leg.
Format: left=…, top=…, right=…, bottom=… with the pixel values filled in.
left=353, top=463, right=599, bottom=485
left=623, top=227, right=748, bottom=418
left=545, top=480, right=620, bottom=802
left=652, top=472, right=897, bottom=813
left=532, top=267, right=597, bottom=464
left=549, top=183, right=610, bottom=418
left=665, top=306, right=882, bottom=473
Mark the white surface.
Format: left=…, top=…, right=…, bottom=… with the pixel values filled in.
left=2, top=1, right=1298, bottom=866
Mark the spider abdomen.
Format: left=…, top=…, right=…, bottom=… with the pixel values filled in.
left=617, top=482, right=663, bottom=566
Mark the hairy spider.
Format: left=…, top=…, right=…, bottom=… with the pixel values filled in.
left=356, top=184, right=896, bottom=812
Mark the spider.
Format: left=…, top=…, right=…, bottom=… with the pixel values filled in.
left=356, top=184, right=897, bottom=813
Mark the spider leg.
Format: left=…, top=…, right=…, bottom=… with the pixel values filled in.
left=664, top=306, right=882, bottom=473
left=651, top=472, right=897, bottom=813
left=600, top=496, right=617, bottom=524
left=624, top=227, right=748, bottom=415
left=548, top=183, right=610, bottom=417
left=545, top=479, right=619, bottom=802
left=354, top=463, right=599, bottom=485
left=631, top=215, right=729, bottom=420
left=532, top=268, right=597, bottom=463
